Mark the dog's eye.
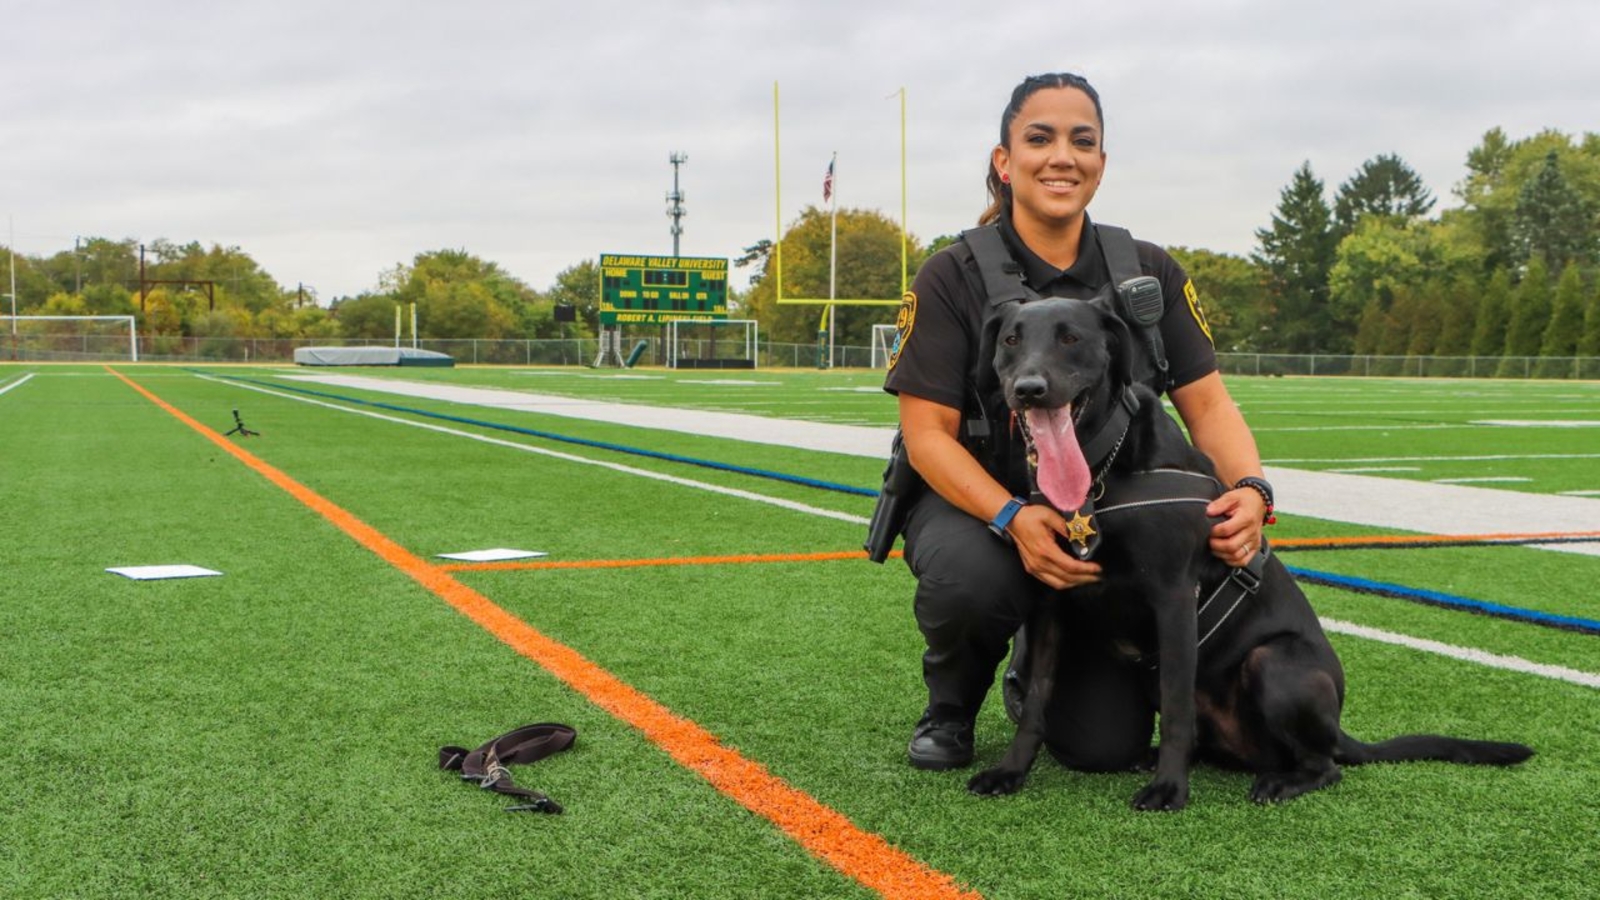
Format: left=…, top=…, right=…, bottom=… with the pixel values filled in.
left=1059, top=333, right=1078, bottom=345
left=1003, top=333, right=1018, bottom=346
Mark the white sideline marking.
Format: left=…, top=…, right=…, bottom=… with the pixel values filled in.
left=1472, top=420, right=1600, bottom=428
left=679, top=380, right=780, bottom=386
left=1248, top=423, right=1462, bottom=432
left=1271, top=453, right=1600, bottom=464
left=1432, top=477, right=1532, bottom=484
left=201, top=376, right=870, bottom=527
left=1321, top=618, right=1600, bottom=690
left=0, top=373, right=36, bottom=395
left=1559, top=490, right=1600, bottom=497
left=1326, top=466, right=1422, bottom=474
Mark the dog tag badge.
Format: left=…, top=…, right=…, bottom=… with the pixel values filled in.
left=1063, top=509, right=1101, bottom=560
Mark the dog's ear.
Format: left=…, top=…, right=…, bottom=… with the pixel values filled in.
left=978, top=300, right=1014, bottom=391
left=1091, top=292, right=1137, bottom=387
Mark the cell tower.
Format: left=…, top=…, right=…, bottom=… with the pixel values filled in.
left=667, top=152, right=687, bottom=256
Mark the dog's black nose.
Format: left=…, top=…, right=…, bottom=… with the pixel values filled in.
left=1012, top=375, right=1047, bottom=402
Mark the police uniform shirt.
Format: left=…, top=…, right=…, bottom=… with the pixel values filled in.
left=884, top=211, right=1217, bottom=410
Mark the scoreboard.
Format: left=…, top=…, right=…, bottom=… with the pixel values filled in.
left=598, top=254, right=729, bottom=326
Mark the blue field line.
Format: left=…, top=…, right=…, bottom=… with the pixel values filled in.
left=1288, top=566, right=1600, bottom=636
left=207, top=372, right=880, bottom=498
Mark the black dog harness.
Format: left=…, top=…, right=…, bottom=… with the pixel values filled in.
left=440, top=723, right=576, bottom=813
left=1094, top=469, right=1271, bottom=668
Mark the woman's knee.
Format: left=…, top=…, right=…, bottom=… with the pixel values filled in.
left=912, top=547, right=1034, bottom=631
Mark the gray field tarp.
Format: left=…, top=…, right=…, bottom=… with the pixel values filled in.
left=293, top=346, right=454, bottom=367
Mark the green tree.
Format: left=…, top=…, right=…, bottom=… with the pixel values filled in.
left=1453, top=129, right=1600, bottom=275
left=1252, top=163, right=1338, bottom=353
left=1375, top=286, right=1416, bottom=359
left=1327, top=217, right=1423, bottom=348
left=1469, top=268, right=1514, bottom=357
left=1405, top=281, right=1446, bottom=357
left=1511, top=150, right=1598, bottom=270
left=1454, top=128, right=1517, bottom=274
left=733, top=240, right=772, bottom=288
left=389, top=249, right=533, bottom=340
left=1432, top=273, right=1478, bottom=357
left=1352, top=297, right=1390, bottom=356
left=1167, top=247, right=1268, bottom=351
left=1534, top=263, right=1587, bottom=377
left=330, top=293, right=399, bottom=339
left=545, top=260, right=602, bottom=335
left=1497, top=256, right=1551, bottom=375
left=744, top=206, right=922, bottom=345
left=1578, top=279, right=1600, bottom=358
left=1333, top=153, right=1436, bottom=236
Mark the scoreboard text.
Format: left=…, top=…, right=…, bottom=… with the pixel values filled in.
left=599, top=254, right=729, bottom=326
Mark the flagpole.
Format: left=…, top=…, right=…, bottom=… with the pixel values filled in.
left=828, top=151, right=837, bottom=369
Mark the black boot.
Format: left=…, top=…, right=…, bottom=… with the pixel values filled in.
left=907, top=711, right=974, bottom=770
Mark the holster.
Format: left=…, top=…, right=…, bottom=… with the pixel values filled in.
left=863, top=429, right=923, bottom=563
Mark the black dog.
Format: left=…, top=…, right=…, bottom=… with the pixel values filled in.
left=966, top=297, right=1533, bottom=810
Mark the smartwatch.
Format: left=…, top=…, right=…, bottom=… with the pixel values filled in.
left=988, top=497, right=1029, bottom=541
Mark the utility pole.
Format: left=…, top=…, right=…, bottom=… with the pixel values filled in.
left=667, top=152, right=687, bottom=256
left=74, top=236, right=82, bottom=294
left=8, top=217, right=16, bottom=336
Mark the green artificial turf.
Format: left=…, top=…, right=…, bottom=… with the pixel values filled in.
left=1, top=363, right=1596, bottom=900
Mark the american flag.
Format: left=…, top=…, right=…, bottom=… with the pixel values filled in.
left=822, top=159, right=834, bottom=203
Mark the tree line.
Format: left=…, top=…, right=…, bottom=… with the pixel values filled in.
left=1191, top=127, right=1600, bottom=365
left=4, top=126, right=1596, bottom=361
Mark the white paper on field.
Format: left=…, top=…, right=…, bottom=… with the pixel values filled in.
left=107, top=565, right=224, bottom=580
left=435, top=548, right=548, bottom=562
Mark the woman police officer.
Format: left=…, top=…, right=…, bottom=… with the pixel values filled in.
left=883, top=72, right=1271, bottom=771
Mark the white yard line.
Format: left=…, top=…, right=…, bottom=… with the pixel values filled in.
left=1321, top=618, right=1600, bottom=689
left=0, top=372, right=35, bottom=396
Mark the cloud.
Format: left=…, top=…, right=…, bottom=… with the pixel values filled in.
left=4, top=0, right=1597, bottom=299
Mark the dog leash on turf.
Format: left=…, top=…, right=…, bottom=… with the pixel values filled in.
left=440, top=723, right=576, bottom=813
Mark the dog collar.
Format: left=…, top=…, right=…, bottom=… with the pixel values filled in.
left=1081, top=385, right=1140, bottom=477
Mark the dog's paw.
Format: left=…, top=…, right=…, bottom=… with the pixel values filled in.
left=967, top=767, right=1027, bottom=797
left=1131, top=778, right=1189, bottom=812
left=1249, top=767, right=1341, bottom=804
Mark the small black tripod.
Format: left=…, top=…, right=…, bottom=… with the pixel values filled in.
left=224, top=409, right=259, bottom=437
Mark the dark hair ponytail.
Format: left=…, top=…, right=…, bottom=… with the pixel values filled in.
left=979, top=73, right=1104, bottom=225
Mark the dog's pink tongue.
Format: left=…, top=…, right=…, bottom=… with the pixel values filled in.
left=1026, top=406, right=1091, bottom=511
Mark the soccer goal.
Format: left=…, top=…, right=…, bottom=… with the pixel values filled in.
left=665, top=319, right=759, bottom=369
left=870, top=323, right=901, bottom=369
left=1, top=315, right=139, bottom=362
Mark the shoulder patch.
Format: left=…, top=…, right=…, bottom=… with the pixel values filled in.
left=1183, top=279, right=1212, bottom=345
left=887, top=290, right=916, bottom=370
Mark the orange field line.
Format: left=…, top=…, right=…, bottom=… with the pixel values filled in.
left=1271, top=530, right=1600, bottom=548
left=441, top=529, right=1600, bottom=574
left=109, top=367, right=979, bottom=900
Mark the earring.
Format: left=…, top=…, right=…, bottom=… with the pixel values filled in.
left=1000, top=172, right=1010, bottom=184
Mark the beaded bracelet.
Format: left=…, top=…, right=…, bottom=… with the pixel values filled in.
left=1233, top=476, right=1277, bottom=525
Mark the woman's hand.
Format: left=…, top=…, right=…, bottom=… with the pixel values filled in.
left=1205, top=487, right=1266, bottom=567
left=1009, top=504, right=1102, bottom=590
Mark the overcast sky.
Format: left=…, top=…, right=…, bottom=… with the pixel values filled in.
left=4, top=0, right=1597, bottom=301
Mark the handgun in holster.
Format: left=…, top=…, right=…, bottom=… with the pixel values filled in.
left=863, top=429, right=923, bottom=563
